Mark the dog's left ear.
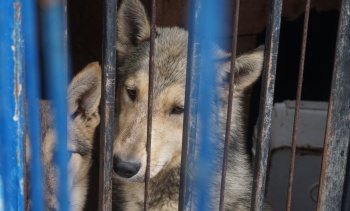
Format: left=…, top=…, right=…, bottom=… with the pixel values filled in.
left=219, top=45, right=265, bottom=93
left=68, top=62, right=102, bottom=118
left=117, top=0, right=150, bottom=59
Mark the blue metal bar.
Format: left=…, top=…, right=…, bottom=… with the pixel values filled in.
left=179, top=0, right=226, bottom=210
left=98, top=0, right=118, bottom=210
left=251, top=0, right=282, bottom=210
left=0, top=1, right=25, bottom=210
left=316, top=0, right=350, bottom=210
left=179, top=0, right=202, bottom=209
left=40, top=1, right=69, bottom=210
left=195, top=1, right=224, bottom=209
left=21, top=0, right=45, bottom=210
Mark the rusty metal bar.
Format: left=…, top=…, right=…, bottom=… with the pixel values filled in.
left=98, top=0, right=118, bottom=210
left=286, top=0, right=311, bottom=210
left=0, top=1, right=25, bottom=210
left=316, top=0, right=350, bottom=209
left=144, top=0, right=157, bottom=210
left=219, top=0, right=240, bottom=210
left=178, top=0, right=202, bottom=209
left=21, top=0, right=45, bottom=210
left=341, top=143, right=350, bottom=211
left=342, top=143, right=350, bottom=211
left=250, top=0, right=282, bottom=210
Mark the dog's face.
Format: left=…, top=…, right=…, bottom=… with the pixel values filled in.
left=26, top=62, right=101, bottom=210
left=113, top=0, right=264, bottom=183
left=113, top=26, right=188, bottom=182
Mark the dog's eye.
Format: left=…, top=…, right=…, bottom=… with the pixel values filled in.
left=126, top=88, right=137, bottom=101
left=171, top=106, right=184, bottom=115
left=53, top=150, right=73, bottom=162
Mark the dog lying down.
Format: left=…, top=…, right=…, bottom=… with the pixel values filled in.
left=26, top=62, right=101, bottom=211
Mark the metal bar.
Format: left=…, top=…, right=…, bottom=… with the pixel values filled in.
left=144, top=0, right=157, bottom=210
left=0, top=1, right=25, bottom=210
left=342, top=142, right=350, bottom=211
left=250, top=0, right=282, bottom=210
left=219, top=0, right=240, bottom=210
left=316, top=0, right=350, bottom=209
left=40, top=0, right=69, bottom=209
left=178, top=0, right=202, bottom=209
left=286, top=0, right=311, bottom=210
left=195, top=1, right=226, bottom=210
left=21, top=0, right=45, bottom=210
left=179, top=1, right=226, bottom=210
left=98, top=0, right=118, bottom=210
left=62, top=0, right=69, bottom=78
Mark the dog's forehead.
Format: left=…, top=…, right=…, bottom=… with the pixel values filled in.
left=122, top=27, right=188, bottom=96
left=154, top=27, right=188, bottom=89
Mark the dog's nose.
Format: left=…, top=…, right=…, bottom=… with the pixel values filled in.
left=113, top=156, right=141, bottom=178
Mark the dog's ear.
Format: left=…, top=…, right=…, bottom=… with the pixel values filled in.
left=117, top=0, right=150, bottom=58
left=219, top=45, right=265, bottom=93
left=68, top=62, right=102, bottom=118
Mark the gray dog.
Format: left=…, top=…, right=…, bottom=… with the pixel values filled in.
left=112, top=0, right=268, bottom=210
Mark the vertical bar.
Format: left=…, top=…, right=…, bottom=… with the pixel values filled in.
left=250, top=0, right=282, bottom=210
left=21, top=0, right=45, bottom=210
left=179, top=0, right=202, bottom=209
left=40, top=0, right=69, bottom=210
left=0, top=1, right=25, bottom=210
left=219, top=0, right=240, bottom=210
left=180, top=1, right=226, bottom=210
left=144, top=0, right=156, bottom=210
left=195, top=1, right=225, bottom=210
left=286, top=0, right=311, bottom=210
left=316, top=0, right=350, bottom=209
left=98, top=0, right=118, bottom=210
left=62, top=0, right=69, bottom=77
left=193, top=0, right=219, bottom=210
left=342, top=142, right=350, bottom=211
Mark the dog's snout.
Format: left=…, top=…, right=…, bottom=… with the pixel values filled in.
left=113, top=156, right=141, bottom=178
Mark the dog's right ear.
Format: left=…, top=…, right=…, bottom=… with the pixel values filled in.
left=117, top=0, right=150, bottom=58
left=68, top=62, right=102, bottom=120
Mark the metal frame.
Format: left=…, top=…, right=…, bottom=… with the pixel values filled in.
left=0, top=1, right=25, bottom=210
left=98, top=0, right=118, bottom=210
left=316, top=0, right=350, bottom=210
left=251, top=0, right=282, bottom=210
left=0, top=0, right=349, bottom=210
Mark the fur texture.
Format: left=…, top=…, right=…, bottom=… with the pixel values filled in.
left=26, top=62, right=101, bottom=211
left=112, top=0, right=268, bottom=210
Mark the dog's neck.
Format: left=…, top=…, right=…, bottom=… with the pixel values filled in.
left=149, top=167, right=180, bottom=207
left=113, top=167, right=181, bottom=210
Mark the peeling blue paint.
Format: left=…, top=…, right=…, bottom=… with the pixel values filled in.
left=21, top=0, right=45, bottom=209
left=0, top=1, right=25, bottom=210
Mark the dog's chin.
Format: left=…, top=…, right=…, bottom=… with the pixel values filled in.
left=113, top=173, right=145, bottom=183
left=113, top=171, right=161, bottom=183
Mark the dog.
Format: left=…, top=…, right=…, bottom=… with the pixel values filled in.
left=26, top=62, right=101, bottom=211
left=112, top=0, right=267, bottom=210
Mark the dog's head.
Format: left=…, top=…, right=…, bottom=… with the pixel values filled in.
left=113, top=0, right=264, bottom=183
left=26, top=62, right=101, bottom=210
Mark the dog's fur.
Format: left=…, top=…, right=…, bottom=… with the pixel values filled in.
left=26, top=62, right=101, bottom=211
left=112, top=0, right=266, bottom=210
